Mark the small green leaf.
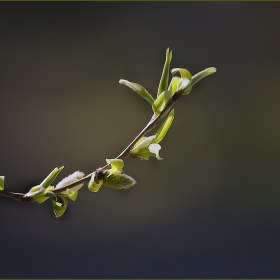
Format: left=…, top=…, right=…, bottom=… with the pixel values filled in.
left=41, top=166, right=64, bottom=188
left=153, top=109, right=174, bottom=144
left=35, top=196, right=49, bottom=204
left=103, top=173, right=136, bottom=189
left=130, top=136, right=155, bottom=155
left=152, top=90, right=173, bottom=116
left=24, top=185, right=46, bottom=199
left=64, top=189, right=78, bottom=201
left=171, top=68, right=192, bottom=95
left=191, top=67, right=217, bottom=86
left=34, top=185, right=55, bottom=204
left=119, top=79, right=155, bottom=106
left=157, top=48, right=172, bottom=97
left=168, top=77, right=181, bottom=93
left=106, top=158, right=124, bottom=176
left=171, top=68, right=192, bottom=80
left=88, top=173, right=103, bottom=192
left=52, top=195, right=68, bottom=218
left=0, top=176, right=4, bottom=191
left=131, top=148, right=151, bottom=160
left=130, top=136, right=162, bottom=160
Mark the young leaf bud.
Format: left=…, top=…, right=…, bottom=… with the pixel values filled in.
left=24, top=185, right=46, bottom=199
left=88, top=172, right=103, bottom=192
left=41, top=166, right=64, bottom=188
left=103, top=173, right=136, bottom=189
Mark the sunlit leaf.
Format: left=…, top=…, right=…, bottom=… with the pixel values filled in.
left=157, top=48, right=172, bottom=97
left=41, top=166, right=64, bottom=188
left=191, top=67, right=217, bottom=86
left=88, top=173, right=103, bottom=192
left=153, top=109, right=174, bottom=144
left=168, top=77, right=181, bottom=93
left=106, top=158, right=124, bottom=176
left=171, top=68, right=192, bottom=80
left=171, top=68, right=192, bottom=95
left=65, top=189, right=78, bottom=201
left=152, top=90, right=173, bottom=116
left=24, top=185, right=46, bottom=199
left=52, top=195, right=68, bottom=218
left=130, top=136, right=155, bottom=155
left=119, top=79, right=155, bottom=106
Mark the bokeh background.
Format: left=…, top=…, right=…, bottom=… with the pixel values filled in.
left=1, top=2, right=280, bottom=278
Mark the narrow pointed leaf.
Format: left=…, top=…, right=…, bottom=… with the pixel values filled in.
left=41, top=166, right=64, bottom=188
left=152, top=90, right=173, bottom=116
left=168, top=77, right=181, bottom=93
left=153, top=109, right=174, bottom=144
left=119, top=79, right=155, bottom=105
left=191, top=67, right=217, bottom=86
left=25, top=185, right=46, bottom=199
left=157, top=48, right=172, bottom=97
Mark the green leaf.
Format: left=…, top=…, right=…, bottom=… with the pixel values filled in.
left=129, top=136, right=163, bottom=160
left=152, top=90, right=173, bottom=116
left=153, top=109, right=174, bottom=144
left=119, top=79, right=155, bottom=106
left=106, top=158, right=124, bottom=176
left=34, top=186, right=55, bottom=204
left=157, top=48, right=172, bottom=97
left=41, top=166, right=64, bottom=188
left=24, top=185, right=46, bottom=199
left=171, top=68, right=192, bottom=95
left=35, top=196, right=49, bottom=204
left=131, top=148, right=151, bottom=160
left=191, top=67, right=217, bottom=86
left=130, top=136, right=155, bottom=155
left=103, top=173, right=136, bottom=189
left=0, top=176, right=4, bottom=191
left=171, top=68, right=192, bottom=80
left=64, top=189, right=78, bottom=201
left=168, top=77, right=181, bottom=93
left=52, top=195, right=68, bottom=218
left=88, top=173, right=103, bottom=192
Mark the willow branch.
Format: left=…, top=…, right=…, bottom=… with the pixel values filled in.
left=50, top=89, right=184, bottom=196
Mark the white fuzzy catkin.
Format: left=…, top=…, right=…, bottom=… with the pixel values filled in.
left=55, top=171, right=85, bottom=192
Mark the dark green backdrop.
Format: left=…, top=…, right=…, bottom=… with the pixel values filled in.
left=1, top=2, right=280, bottom=278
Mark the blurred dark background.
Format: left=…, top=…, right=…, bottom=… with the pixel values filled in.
left=1, top=2, right=280, bottom=278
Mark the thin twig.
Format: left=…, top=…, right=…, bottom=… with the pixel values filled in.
left=0, top=89, right=184, bottom=201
